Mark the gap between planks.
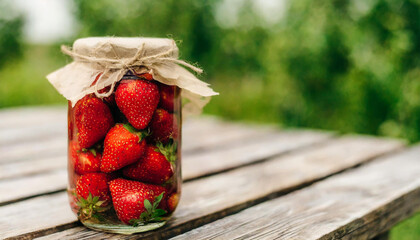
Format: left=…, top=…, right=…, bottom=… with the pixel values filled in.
left=0, top=130, right=330, bottom=206
left=0, top=115, right=274, bottom=164
left=170, top=144, right=420, bottom=240
left=1, top=135, right=404, bottom=240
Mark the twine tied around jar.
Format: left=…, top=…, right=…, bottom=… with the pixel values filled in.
left=47, top=37, right=218, bottom=115
left=61, top=41, right=203, bottom=99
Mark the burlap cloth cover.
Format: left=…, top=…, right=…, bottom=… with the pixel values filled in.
left=47, top=37, right=218, bottom=115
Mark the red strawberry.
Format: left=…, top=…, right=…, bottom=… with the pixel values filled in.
left=74, top=150, right=101, bottom=175
left=69, top=140, right=80, bottom=163
left=98, top=86, right=116, bottom=106
left=150, top=109, right=178, bottom=144
left=167, top=192, right=179, bottom=213
left=138, top=72, right=154, bottom=81
left=123, top=145, right=174, bottom=185
left=74, top=94, right=114, bottom=149
left=109, top=178, right=167, bottom=224
left=68, top=101, right=75, bottom=140
left=76, top=173, right=111, bottom=204
left=115, top=79, right=160, bottom=130
left=100, top=124, right=147, bottom=173
left=159, top=84, right=176, bottom=112
left=92, top=73, right=116, bottom=106
left=75, top=173, right=112, bottom=220
left=70, top=140, right=103, bottom=175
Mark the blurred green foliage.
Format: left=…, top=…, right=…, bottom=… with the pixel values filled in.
left=0, top=1, right=24, bottom=67
left=1, top=0, right=420, bottom=238
left=72, top=0, right=420, bottom=142
left=2, top=0, right=420, bottom=144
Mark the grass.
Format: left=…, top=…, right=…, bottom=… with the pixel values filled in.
left=0, top=45, right=66, bottom=108
left=391, top=212, right=420, bottom=240
left=0, top=45, right=419, bottom=239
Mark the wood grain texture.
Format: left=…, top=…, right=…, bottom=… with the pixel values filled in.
left=0, top=117, right=274, bottom=179
left=0, top=121, right=66, bottom=146
left=0, top=137, right=67, bottom=164
left=182, top=130, right=331, bottom=181
left=25, top=136, right=404, bottom=240
left=0, top=113, right=272, bottom=164
left=0, top=106, right=66, bottom=129
left=171, top=145, right=420, bottom=240
left=0, top=169, right=67, bottom=205
left=0, top=130, right=329, bottom=205
left=0, top=192, right=77, bottom=240
left=183, top=130, right=330, bottom=180
left=0, top=155, right=66, bottom=180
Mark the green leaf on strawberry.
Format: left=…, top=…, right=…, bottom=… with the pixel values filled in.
left=75, top=192, right=110, bottom=222
left=155, top=140, right=177, bottom=164
left=129, top=193, right=167, bottom=226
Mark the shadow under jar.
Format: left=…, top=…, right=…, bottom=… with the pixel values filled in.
left=67, top=71, right=182, bottom=234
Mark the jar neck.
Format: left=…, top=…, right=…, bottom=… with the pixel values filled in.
left=121, top=70, right=141, bottom=80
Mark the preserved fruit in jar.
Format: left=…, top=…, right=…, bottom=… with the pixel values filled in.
left=47, top=37, right=217, bottom=234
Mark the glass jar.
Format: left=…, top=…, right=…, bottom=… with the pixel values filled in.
left=67, top=71, right=182, bottom=234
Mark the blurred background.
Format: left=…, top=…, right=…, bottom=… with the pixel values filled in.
left=0, top=0, right=419, bottom=238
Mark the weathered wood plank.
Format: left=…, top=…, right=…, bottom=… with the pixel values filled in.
left=0, top=121, right=67, bottom=146
left=0, top=115, right=272, bottom=164
left=0, top=192, right=77, bottom=240
left=7, top=136, right=403, bottom=239
left=183, top=130, right=331, bottom=180
left=0, top=124, right=274, bottom=180
left=0, top=156, right=66, bottom=180
left=0, top=117, right=273, bottom=179
left=0, top=169, right=67, bottom=205
left=0, top=106, right=67, bottom=129
left=0, top=130, right=329, bottom=204
left=171, top=145, right=420, bottom=240
left=0, top=137, right=67, bottom=164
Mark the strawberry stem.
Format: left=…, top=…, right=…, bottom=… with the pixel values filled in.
left=89, top=148, right=97, bottom=157
left=123, top=123, right=150, bottom=142
left=129, top=192, right=167, bottom=226
left=155, top=140, right=177, bottom=163
left=75, top=192, right=110, bottom=222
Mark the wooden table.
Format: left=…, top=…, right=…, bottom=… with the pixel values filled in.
left=1, top=106, right=419, bottom=240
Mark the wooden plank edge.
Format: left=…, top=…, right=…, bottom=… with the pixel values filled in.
left=169, top=145, right=420, bottom=240
left=25, top=137, right=406, bottom=240
left=183, top=133, right=334, bottom=182
left=0, top=131, right=332, bottom=205
left=5, top=222, right=81, bottom=240
left=325, top=187, right=420, bottom=240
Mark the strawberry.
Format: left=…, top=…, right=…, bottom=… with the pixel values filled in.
left=76, top=173, right=111, bottom=203
left=115, top=79, right=160, bottom=130
left=98, top=85, right=116, bottom=106
left=68, top=101, right=75, bottom=140
left=74, top=173, right=111, bottom=220
left=75, top=173, right=112, bottom=220
left=69, top=140, right=80, bottom=164
left=76, top=151, right=102, bottom=175
left=109, top=178, right=167, bottom=225
left=159, top=84, right=177, bottom=112
left=150, top=108, right=178, bottom=144
left=70, top=140, right=102, bottom=175
left=123, top=145, right=174, bottom=185
left=92, top=73, right=116, bottom=106
left=138, top=72, right=154, bottom=81
left=100, top=123, right=147, bottom=173
left=74, top=94, right=114, bottom=149
left=167, top=192, right=179, bottom=213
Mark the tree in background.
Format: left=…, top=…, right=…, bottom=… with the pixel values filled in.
left=0, top=0, right=24, bottom=67
left=264, top=0, right=420, bottom=141
left=55, top=0, right=420, bottom=142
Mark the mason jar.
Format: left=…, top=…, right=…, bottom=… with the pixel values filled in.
left=67, top=71, right=182, bottom=234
